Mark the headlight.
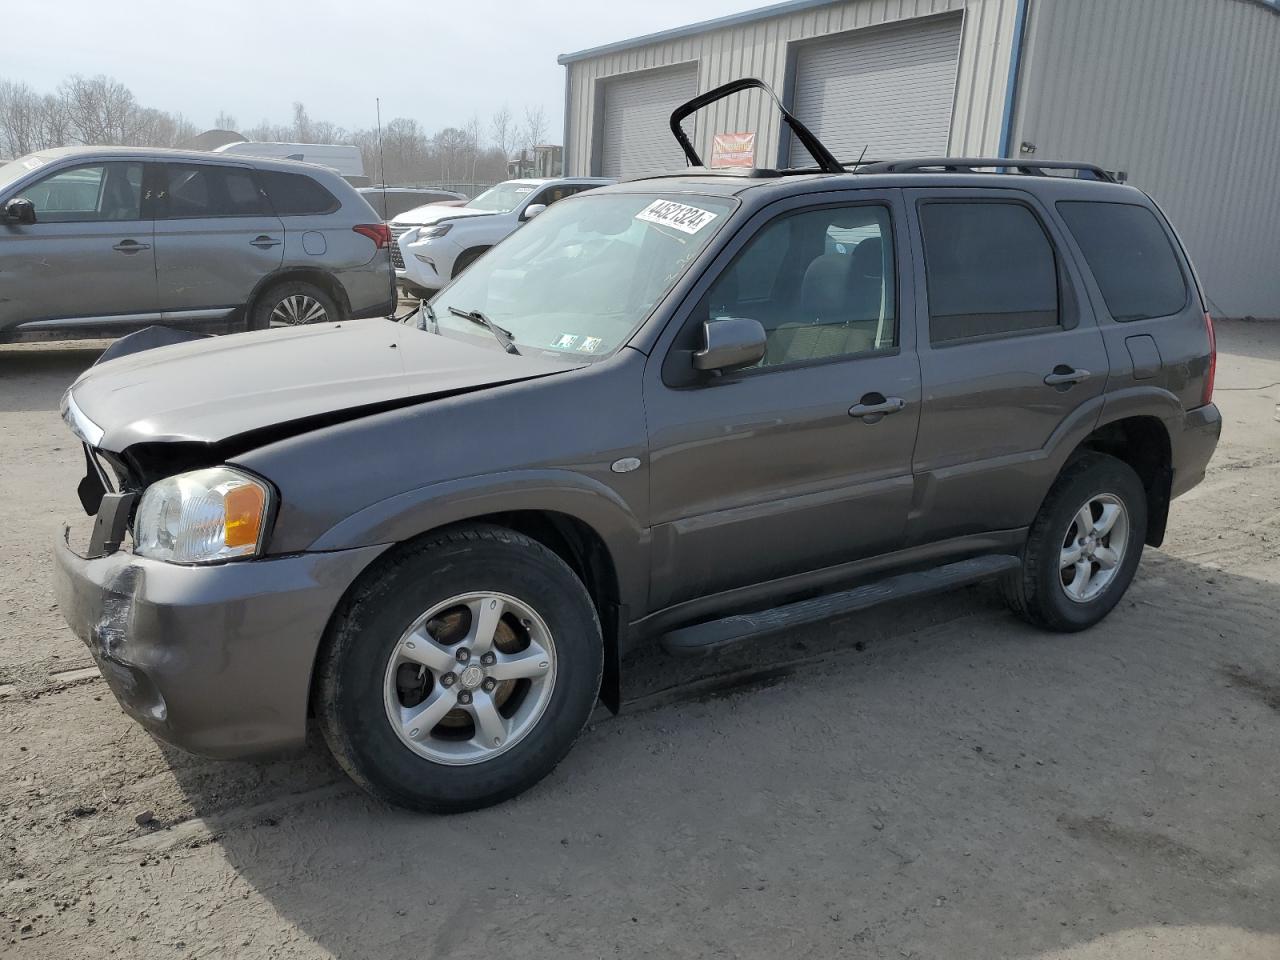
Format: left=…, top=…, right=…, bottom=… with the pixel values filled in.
left=416, top=223, right=452, bottom=241
left=134, top=467, right=272, bottom=564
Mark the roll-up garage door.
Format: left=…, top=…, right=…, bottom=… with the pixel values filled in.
left=788, top=15, right=962, bottom=167
left=600, top=64, right=698, bottom=179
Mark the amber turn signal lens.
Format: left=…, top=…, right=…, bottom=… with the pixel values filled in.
left=223, top=482, right=267, bottom=549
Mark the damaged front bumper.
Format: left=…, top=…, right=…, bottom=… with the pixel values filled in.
left=53, top=530, right=388, bottom=758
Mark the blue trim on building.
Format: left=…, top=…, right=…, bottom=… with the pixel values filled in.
left=997, top=0, right=1031, bottom=158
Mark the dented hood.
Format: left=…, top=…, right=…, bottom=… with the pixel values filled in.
left=68, top=319, right=582, bottom=453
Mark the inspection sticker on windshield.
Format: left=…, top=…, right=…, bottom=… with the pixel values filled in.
left=635, top=199, right=718, bottom=235
left=577, top=336, right=603, bottom=353
left=552, top=334, right=580, bottom=349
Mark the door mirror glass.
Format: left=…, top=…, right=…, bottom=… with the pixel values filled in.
left=3, top=197, right=35, bottom=224
left=693, top=317, right=766, bottom=373
left=520, top=203, right=547, bottom=221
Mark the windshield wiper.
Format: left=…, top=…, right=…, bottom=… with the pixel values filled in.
left=448, top=306, right=520, bottom=355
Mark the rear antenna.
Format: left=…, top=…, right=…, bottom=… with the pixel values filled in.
left=376, top=97, right=388, bottom=218
left=854, top=144, right=868, bottom=168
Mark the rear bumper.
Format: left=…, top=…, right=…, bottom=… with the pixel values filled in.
left=1171, top=402, right=1222, bottom=499
left=53, top=532, right=388, bottom=758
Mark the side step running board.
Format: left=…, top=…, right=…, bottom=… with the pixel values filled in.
left=661, top=555, right=1021, bottom=657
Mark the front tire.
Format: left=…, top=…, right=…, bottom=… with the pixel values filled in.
left=316, top=524, right=603, bottom=813
left=1004, top=453, right=1147, bottom=632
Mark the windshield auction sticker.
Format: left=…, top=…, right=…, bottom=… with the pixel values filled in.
left=636, top=200, right=718, bottom=235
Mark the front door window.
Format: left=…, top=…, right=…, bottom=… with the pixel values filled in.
left=18, top=163, right=143, bottom=222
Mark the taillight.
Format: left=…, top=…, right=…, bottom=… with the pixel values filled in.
left=1202, top=311, right=1217, bottom=406
left=353, top=223, right=391, bottom=249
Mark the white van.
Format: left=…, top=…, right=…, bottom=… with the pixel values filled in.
left=213, top=142, right=368, bottom=185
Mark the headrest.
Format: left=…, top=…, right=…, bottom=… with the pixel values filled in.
left=801, top=253, right=854, bottom=318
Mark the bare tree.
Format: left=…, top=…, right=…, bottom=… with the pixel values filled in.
left=0, top=81, right=42, bottom=156
left=521, top=105, right=548, bottom=152
left=0, top=72, right=529, bottom=191
left=490, top=104, right=514, bottom=160
left=60, top=75, right=139, bottom=144
left=464, top=114, right=484, bottom=180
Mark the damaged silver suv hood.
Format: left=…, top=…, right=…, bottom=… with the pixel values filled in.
left=65, top=319, right=584, bottom=453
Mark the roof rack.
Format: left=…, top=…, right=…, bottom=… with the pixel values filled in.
left=856, top=158, right=1118, bottom=182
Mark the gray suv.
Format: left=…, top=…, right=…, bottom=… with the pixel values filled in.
left=0, top=146, right=395, bottom=341
left=52, top=81, right=1220, bottom=813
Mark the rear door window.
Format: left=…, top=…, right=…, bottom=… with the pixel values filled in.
left=919, top=201, right=1060, bottom=344
left=1057, top=201, right=1188, bottom=321
left=258, top=171, right=340, bottom=216
left=160, top=164, right=271, bottom=218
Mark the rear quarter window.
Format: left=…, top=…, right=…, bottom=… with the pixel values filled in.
left=1057, top=201, right=1188, bottom=321
left=258, top=171, right=340, bottom=216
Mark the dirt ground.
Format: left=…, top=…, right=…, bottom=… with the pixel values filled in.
left=2, top=321, right=1278, bottom=959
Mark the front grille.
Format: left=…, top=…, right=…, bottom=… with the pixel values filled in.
left=389, top=224, right=413, bottom=269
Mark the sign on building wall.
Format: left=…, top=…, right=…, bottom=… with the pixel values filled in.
left=711, top=132, right=756, bottom=168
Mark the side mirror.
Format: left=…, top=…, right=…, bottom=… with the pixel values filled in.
left=692, top=317, right=766, bottom=373
left=520, top=203, right=547, bottom=221
left=3, top=197, right=35, bottom=225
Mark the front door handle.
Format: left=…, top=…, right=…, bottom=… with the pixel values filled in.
left=1044, top=365, right=1091, bottom=388
left=849, top=393, right=907, bottom=423
left=250, top=235, right=282, bottom=249
left=112, top=239, right=151, bottom=254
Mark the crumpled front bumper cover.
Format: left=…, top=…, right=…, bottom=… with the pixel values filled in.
left=53, top=531, right=388, bottom=758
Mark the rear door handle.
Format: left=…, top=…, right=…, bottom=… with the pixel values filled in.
left=112, top=239, right=151, bottom=254
left=1044, top=366, right=1091, bottom=387
left=250, top=235, right=282, bottom=249
left=849, top=394, right=906, bottom=423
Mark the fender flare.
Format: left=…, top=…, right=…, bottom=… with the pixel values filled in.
left=307, top=467, right=648, bottom=612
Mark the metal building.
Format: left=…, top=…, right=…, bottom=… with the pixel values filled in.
left=559, top=0, right=1280, bottom=318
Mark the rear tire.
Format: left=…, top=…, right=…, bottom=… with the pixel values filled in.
left=1004, top=453, right=1147, bottom=632
left=315, top=524, right=603, bottom=813
left=248, top=280, right=340, bottom=330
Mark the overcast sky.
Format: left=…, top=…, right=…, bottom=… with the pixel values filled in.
left=5, top=0, right=756, bottom=139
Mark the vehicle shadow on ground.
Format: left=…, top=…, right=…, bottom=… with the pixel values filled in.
left=164, top=550, right=1280, bottom=959
left=0, top=345, right=105, bottom=413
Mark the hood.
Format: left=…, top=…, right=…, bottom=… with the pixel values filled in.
left=67, top=319, right=582, bottom=453
left=390, top=204, right=495, bottom=227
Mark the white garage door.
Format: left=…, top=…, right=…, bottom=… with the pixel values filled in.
left=600, top=64, right=698, bottom=179
left=788, top=15, right=962, bottom=167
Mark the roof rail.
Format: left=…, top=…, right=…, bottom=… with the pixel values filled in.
left=856, top=158, right=1118, bottom=182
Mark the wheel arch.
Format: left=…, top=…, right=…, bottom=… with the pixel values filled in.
left=309, top=484, right=639, bottom=718
left=245, top=267, right=351, bottom=326
left=452, top=246, right=491, bottom=278
left=1072, top=414, right=1173, bottom=547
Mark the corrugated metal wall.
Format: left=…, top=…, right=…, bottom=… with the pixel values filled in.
left=1016, top=0, right=1280, bottom=318
left=563, top=0, right=1021, bottom=175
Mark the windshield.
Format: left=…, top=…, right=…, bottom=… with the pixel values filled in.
left=431, top=192, right=736, bottom=359
left=465, top=181, right=541, bottom=213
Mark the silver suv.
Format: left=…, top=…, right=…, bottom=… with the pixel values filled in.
left=0, top=147, right=395, bottom=341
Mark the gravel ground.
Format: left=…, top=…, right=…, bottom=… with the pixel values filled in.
left=1, top=321, right=1278, bottom=959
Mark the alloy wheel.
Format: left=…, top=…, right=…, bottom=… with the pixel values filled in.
left=383, top=592, right=557, bottom=765
left=271, top=294, right=328, bottom=325
left=1059, top=493, right=1129, bottom=603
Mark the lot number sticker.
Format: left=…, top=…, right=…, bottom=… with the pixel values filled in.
left=636, top=200, right=718, bottom=235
